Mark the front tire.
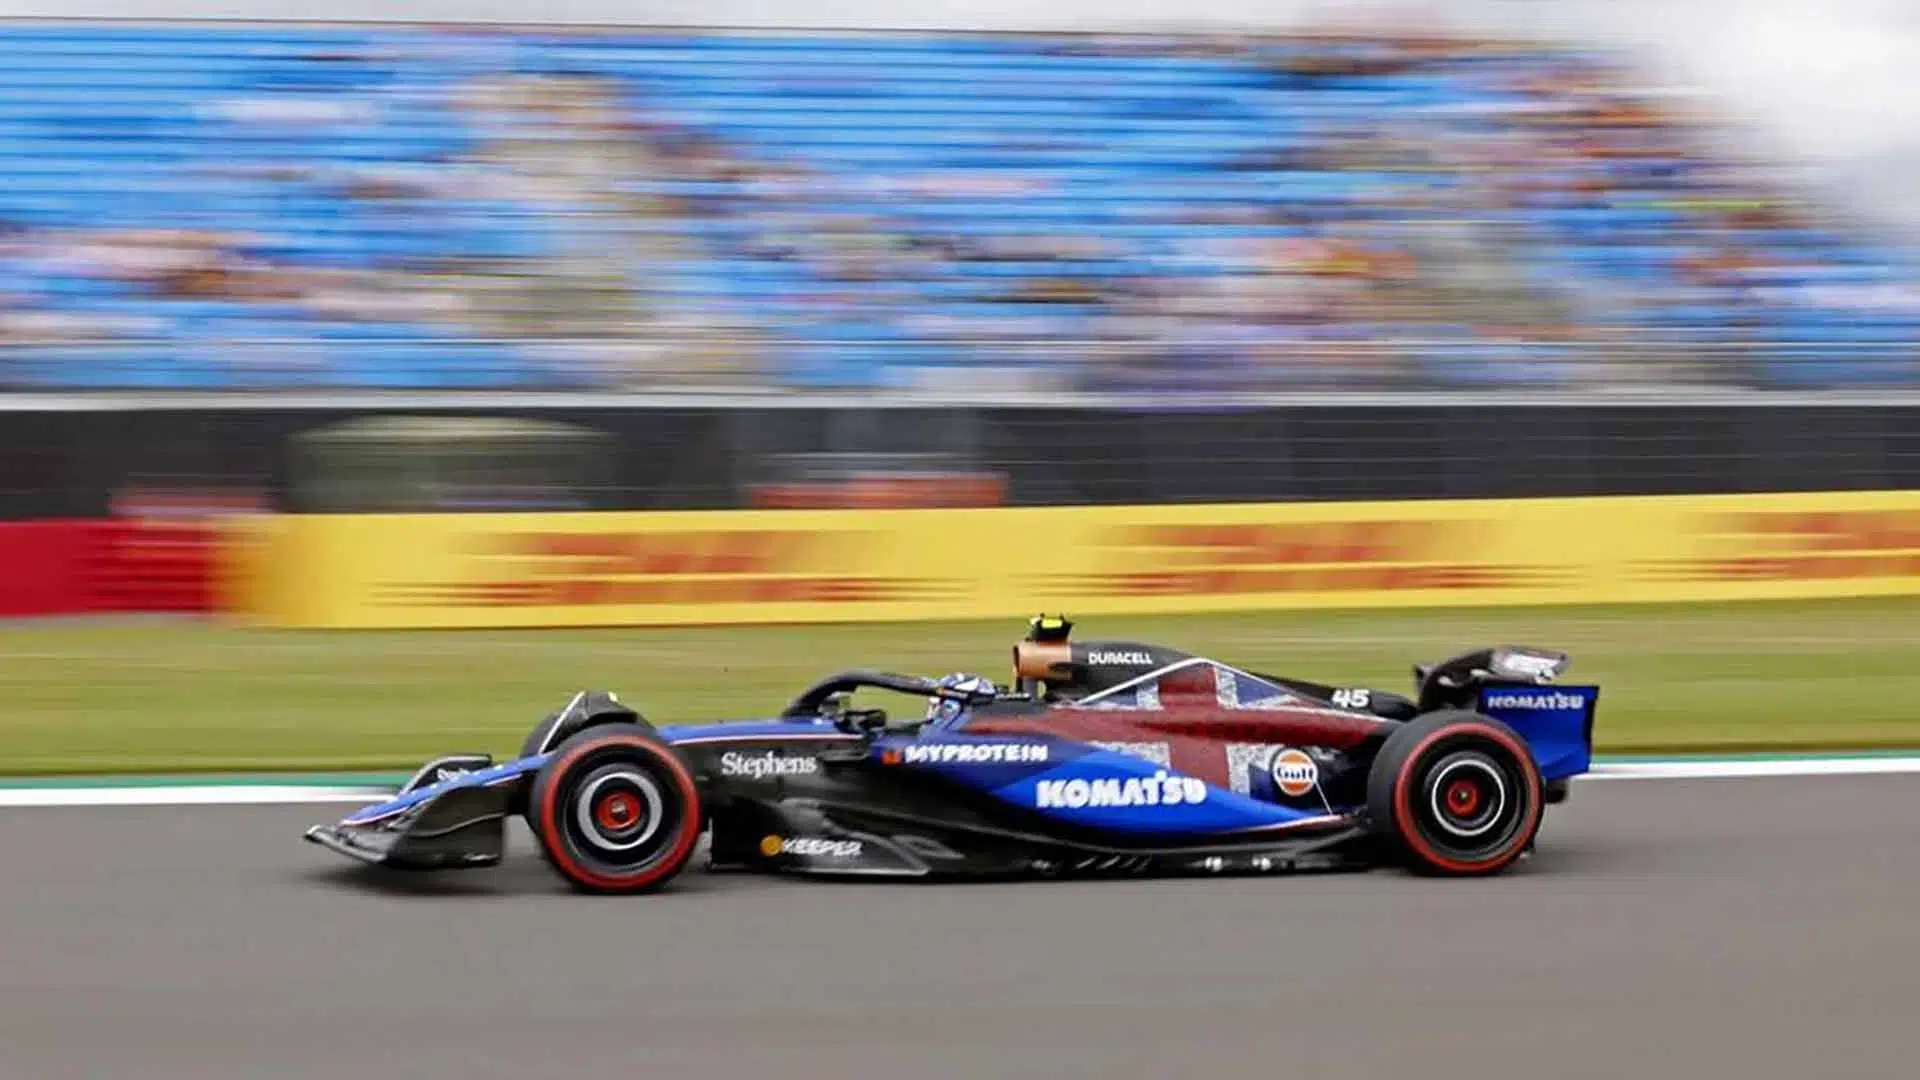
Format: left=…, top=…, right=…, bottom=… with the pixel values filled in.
left=529, top=728, right=702, bottom=894
left=1366, top=711, right=1542, bottom=876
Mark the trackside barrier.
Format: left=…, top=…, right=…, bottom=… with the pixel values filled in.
left=226, top=490, right=1920, bottom=628
left=0, top=519, right=216, bottom=615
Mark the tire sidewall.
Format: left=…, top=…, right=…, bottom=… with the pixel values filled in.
left=1367, top=710, right=1543, bottom=876
left=531, top=729, right=702, bottom=893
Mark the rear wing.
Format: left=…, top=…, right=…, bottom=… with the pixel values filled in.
left=1414, top=646, right=1595, bottom=781
left=1475, top=684, right=1599, bottom=782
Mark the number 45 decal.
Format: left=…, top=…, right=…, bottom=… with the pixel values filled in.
left=1330, top=688, right=1371, bottom=710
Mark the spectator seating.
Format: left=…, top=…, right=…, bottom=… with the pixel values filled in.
left=0, top=24, right=1913, bottom=391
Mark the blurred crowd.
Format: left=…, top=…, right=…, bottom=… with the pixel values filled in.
left=0, top=26, right=1915, bottom=392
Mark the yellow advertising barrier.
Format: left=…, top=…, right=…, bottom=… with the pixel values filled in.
left=230, top=491, right=1920, bottom=628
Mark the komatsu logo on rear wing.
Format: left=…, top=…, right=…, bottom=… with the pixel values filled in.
left=1482, top=691, right=1588, bottom=711
left=1477, top=684, right=1597, bottom=783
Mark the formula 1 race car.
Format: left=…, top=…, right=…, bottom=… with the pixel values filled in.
left=306, top=617, right=1598, bottom=892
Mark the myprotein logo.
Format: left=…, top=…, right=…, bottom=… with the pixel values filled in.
left=1035, top=771, right=1208, bottom=810
left=719, top=751, right=819, bottom=780
left=898, top=743, right=1050, bottom=765
left=1483, top=691, right=1587, bottom=711
left=1087, top=650, right=1156, bottom=666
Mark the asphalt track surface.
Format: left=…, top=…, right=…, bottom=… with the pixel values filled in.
left=3, top=776, right=1916, bottom=1080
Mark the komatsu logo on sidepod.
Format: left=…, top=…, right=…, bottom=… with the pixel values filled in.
left=1483, top=691, right=1586, bottom=710
left=1087, top=650, right=1156, bottom=666
left=1035, top=771, right=1208, bottom=810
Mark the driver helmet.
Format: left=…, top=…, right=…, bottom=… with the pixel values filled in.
left=925, top=672, right=996, bottom=725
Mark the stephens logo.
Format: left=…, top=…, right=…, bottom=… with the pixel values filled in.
left=1269, top=748, right=1319, bottom=797
left=1035, top=771, right=1208, bottom=810
left=761, top=835, right=862, bottom=859
left=1483, top=691, right=1588, bottom=711
left=896, top=743, right=1050, bottom=765
left=720, top=751, right=820, bottom=780
left=1087, top=650, right=1156, bottom=666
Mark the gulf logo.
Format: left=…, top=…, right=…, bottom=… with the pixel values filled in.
left=1270, top=748, right=1319, bottom=797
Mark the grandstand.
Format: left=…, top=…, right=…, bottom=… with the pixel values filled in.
left=0, top=22, right=1915, bottom=392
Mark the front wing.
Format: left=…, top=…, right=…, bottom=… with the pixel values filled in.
left=304, top=754, right=537, bottom=869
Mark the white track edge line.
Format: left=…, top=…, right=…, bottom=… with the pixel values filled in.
left=1583, top=757, right=1920, bottom=780
left=0, top=786, right=394, bottom=807
left=3, top=757, right=1920, bottom=808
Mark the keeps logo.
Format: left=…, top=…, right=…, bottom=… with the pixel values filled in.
left=761, top=835, right=862, bottom=859
left=1035, top=771, right=1208, bottom=810
left=719, top=751, right=820, bottom=780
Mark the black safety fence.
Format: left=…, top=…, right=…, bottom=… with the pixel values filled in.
left=5, top=400, right=1920, bottom=519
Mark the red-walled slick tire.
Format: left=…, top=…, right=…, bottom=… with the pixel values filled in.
left=1366, top=711, right=1543, bottom=876
left=529, top=728, right=702, bottom=894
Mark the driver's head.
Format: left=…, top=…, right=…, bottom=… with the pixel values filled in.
left=926, top=672, right=996, bottom=724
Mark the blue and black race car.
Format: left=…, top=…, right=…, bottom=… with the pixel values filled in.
left=306, top=617, right=1598, bottom=892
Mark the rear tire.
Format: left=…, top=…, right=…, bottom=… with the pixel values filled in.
left=529, top=728, right=702, bottom=894
left=1366, top=711, right=1542, bottom=876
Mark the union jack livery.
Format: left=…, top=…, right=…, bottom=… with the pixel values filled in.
left=306, top=616, right=1597, bottom=892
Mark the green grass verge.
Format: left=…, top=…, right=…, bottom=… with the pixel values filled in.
left=3, top=597, right=1918, bottom=774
